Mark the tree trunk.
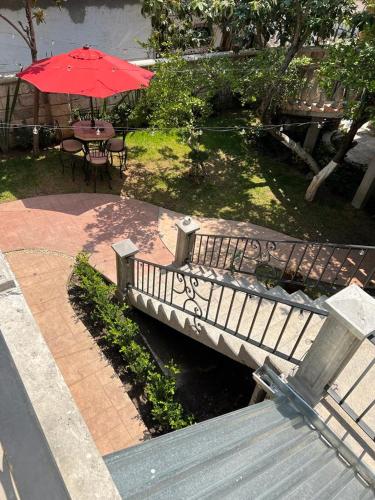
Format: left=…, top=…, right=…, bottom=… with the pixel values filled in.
left=258, top=6, right=305, bottom=122
left=25, top=0, right=40, bottom=155
left=269, top=129, right=320, bottom=174
left=32, top=89, right=40, bottom=154
left=220, top=27, right=232, bottom=51
left=1, top=1, right=41, bottom=154
left=254, top=7, right=320, bottom=173
left=305, top=115, right=368, bottom=201
left=254, top=22, right=265, bottom=48
left=258, top=43, right=302, bottom=122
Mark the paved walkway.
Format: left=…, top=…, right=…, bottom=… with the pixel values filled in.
left=6, top=250, right=148, bottom=456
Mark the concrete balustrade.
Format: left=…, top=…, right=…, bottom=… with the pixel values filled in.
left=173, top=217, right=200, bottom=267
left=289, top=285, right=375, bottom=406
left=112, top=239, right=139, bottom=298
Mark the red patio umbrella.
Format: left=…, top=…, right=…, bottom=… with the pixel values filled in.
left=18, top=45, right=154, bottom=126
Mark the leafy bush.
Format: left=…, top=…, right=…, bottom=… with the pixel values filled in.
left=146, top=363, right=194, bottom=430
left=109, top=101, right=133, bottom=129
left=13, top=124, right=58, bottom=151
left=73, top=252, right=192, bottom=432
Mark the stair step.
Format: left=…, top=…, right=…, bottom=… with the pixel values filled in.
left=267, top=285, right=291, bottom=300
left=290, top=290, right=314, bottom=306
left=180, top=264, right=268, bottom=295
left=313, top=295, right=328, bottom=310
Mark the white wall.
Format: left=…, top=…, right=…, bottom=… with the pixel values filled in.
left=0, top=0, right=151, bottom=74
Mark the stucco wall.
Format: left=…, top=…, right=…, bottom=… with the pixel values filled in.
left=0, top=0, right=151, bottom=73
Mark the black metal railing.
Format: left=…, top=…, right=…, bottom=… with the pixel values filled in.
left=131, top=258, right=328, bottom=366
left=189, top=233, right=375, bottom=293
left=327, top=354, right=375, bottom=442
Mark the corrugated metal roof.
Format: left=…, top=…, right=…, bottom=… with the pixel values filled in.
left=104, top=396, right=375, bottom=499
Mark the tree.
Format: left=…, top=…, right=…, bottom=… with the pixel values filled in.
left=229, top=0, right=279, bottom=49
left=132, top=54, right=232, bottom=174
left=140, top=0, right=266, bottom=55
left=0, top=1, right=62, bottom=154
left=140, top=0, right=210, bottom=56
left=143, top=0, right=356, bottom=172
left=257, top=0, right=355, bottom=114
left=206, top=0, right=236, bottom=50
left=305, top=38, right=375, bottom=201
left=250, top=0, right=356, bottom=171
left=229, top=48, right=321, bottom=173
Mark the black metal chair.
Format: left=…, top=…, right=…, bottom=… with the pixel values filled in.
left=106, top=129, right=128, bottom=178
left=55, top=120, right=83, bottom=181
left=85, top=143, right=112, bottom=192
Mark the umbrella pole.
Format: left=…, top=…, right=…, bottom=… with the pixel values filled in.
left=90, top=96, right=95, bottom=128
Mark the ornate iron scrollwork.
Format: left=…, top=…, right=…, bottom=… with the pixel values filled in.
left=173, top=272, right=212, bottom=331
left=229, top=238, right=286, bottom=280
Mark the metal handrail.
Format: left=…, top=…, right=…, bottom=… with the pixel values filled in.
left=327, top=356, right=375, bottom=443
left=130, top=257, right=328, bottom=365
left=189, top=233, right=375, bottom=292
left=132, top=258, right=328, bottom=315
left=130, top=257, right=374, bottom=443
left=194, top=233, right=375, bottom=250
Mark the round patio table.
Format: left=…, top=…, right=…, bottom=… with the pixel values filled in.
left=72, top=120, right=115, bottom=188
left=72, top=119, right=115, bottom=144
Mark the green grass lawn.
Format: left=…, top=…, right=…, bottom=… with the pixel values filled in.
left=1, top=113, right=374, bottom=245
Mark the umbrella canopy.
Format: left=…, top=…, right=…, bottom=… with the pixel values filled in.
left=17, top=45, right=154, bottom=98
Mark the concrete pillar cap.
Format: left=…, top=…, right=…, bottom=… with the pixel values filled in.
left=176, top=217, right=200, bottom=235
left=112, top=239, right=139, bottom=258
left=325, top=285, right=375, bottom=340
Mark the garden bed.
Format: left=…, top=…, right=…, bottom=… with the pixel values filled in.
left=69, top=253, right=254, bottom=437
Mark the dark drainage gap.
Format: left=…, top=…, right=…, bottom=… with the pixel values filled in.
left=132, top=309, right=255, bottom=423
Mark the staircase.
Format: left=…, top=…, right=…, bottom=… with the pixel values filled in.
left=128, top=258, right=328, bottom=373
left=180, top=263, right=329, bottom=309
left=105, top=395, right=375, bottom=499
left=110, top=231, right=375, bottom=494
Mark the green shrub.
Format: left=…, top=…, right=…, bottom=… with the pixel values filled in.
left=146, top=363, right=193, bottom=431
left=73, top=252, right=193, bottom=432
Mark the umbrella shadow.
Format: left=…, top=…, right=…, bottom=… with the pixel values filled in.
left=21, top=193, right=119, bottom=216
left=21, top=193, right=164, bottom=259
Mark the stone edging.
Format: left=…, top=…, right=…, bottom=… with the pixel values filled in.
left=0, top=252, right=121, bottom=499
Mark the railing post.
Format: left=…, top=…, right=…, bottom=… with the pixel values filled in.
left=111, top=239, right=139, bottom=299
left=289, top=285, right=375, bottom=407
left=174, top=216, right=200, bottom=267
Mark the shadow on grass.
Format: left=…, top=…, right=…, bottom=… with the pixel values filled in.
left=157, top=146, right=180, bottom=161
left=125, top=133, right=375, bottom=245
left=127, top=145, right=147, bottom=159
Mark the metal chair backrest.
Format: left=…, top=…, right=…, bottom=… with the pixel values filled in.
left=87, top=143, right=109, bottom=159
